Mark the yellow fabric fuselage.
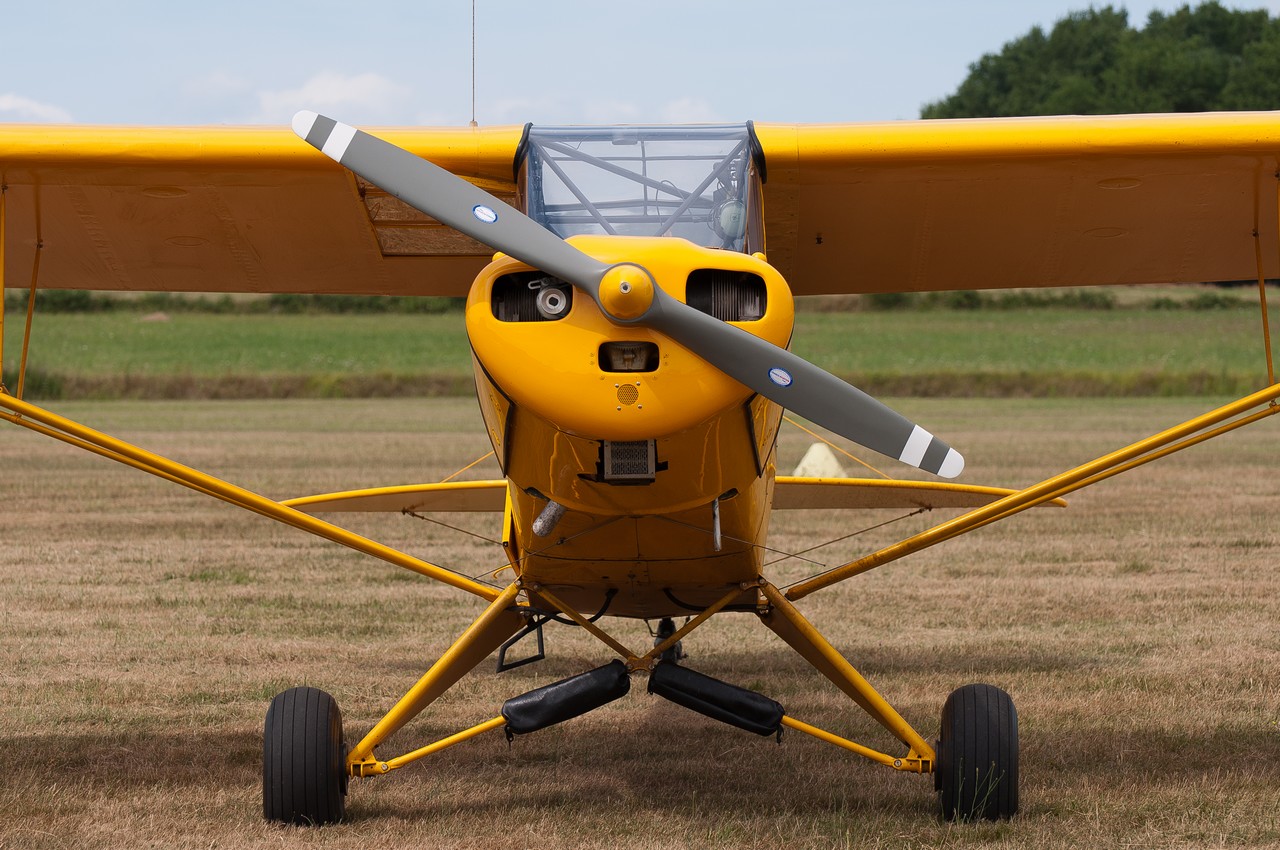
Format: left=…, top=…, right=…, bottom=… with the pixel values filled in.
left=467, top=236, right=791, bottom=617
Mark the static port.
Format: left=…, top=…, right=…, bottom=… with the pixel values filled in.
left=600, top=342, right=658, bottom=373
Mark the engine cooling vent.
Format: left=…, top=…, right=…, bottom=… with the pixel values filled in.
left=492, top=272, right=572, bottom=322
left=686, top=269, right=767, bottom=322
left=602, top=440, right=656, bottom=482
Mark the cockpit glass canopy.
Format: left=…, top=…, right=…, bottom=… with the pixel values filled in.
left=518, top=124, right=763, bottom=253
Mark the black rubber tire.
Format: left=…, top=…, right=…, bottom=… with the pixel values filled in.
left=936, top=683, right=1018, bottom=821
left=263, top=686, right=347, bottom=825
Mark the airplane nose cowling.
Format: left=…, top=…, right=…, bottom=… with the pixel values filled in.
left=464, top=236, right=796, bottom=443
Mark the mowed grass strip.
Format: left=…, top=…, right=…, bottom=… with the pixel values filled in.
left=1, top=397, right=1277, bottom=848
left=4, top=302, right=1277, bottom=398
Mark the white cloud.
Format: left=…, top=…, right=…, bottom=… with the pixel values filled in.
left=484, top=95, right=648, bottom=126
left=184, top=71, right=252, bottom=99
left=0, top=94, right=72, bottom=123
left=251, top=71, right=412, bottom=124
left=581, top=98, right=643, bottom=124
left=484, top=96, right=720, bottom=126
left=660, top=97, right=722, bottom=124
left=486, top=95, right=569, bottom=124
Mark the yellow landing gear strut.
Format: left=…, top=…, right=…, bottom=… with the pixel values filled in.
left=291, top=576, right=953, bottom=825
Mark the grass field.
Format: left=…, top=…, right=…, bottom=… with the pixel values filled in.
left=4, top=296, right=1277, bottom=398
left=2, top=397, right=1278, bottom=848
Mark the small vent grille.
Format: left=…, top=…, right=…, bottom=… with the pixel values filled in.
left=603, top=440, right=656, bottom=481
left=617, top=385, right=639, bottom=405
left=492, top=272, right=572, bottom=322
left=686, top=269, right=767, bottom=322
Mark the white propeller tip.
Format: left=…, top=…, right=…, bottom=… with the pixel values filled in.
left=898, top=424, right=963, bottom=478
left=291, top=110, right=358, bottom=162
left=291, top=110, right=319, bottom=140
left=938, top=449, right=964, bottom=479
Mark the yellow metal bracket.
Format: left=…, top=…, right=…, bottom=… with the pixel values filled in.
left=780, top=716, right=932, bottom=773
left=525, top=583, right=638, bottom=663
left=758, top=581, right=936, bottom=764
left=526, top=581, right=758, bottom=671
left=346, top=582, right=524, bottom=771
left=350, top=716, right=507, bottom=778
left=638, top=582, right=757, bottom=668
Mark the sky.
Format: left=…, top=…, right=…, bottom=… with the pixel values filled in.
left=3, top=1, right=1280, bottom=127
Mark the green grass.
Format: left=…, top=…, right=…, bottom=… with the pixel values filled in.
left=4, top=299, right=1277, bottom=398
left=2, top=312, right=470, bottom=376
left=789, top=309, right=1272, bottom=376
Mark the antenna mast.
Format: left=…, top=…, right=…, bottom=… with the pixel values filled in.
left=470, top=0, right=478, bottom=127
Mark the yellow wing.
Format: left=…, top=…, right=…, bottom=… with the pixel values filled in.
left=0, top=123, right=525, bottom=296
left=7, top=112, right=1280, bottom=297
left=755, top=111, right=1280, bottom=295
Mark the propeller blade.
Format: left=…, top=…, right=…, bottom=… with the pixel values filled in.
left=291, top=110, right=610, bottom=293
left=643, top=290, right=964, bottom=478
left=291, top=111, right=963, bottom=478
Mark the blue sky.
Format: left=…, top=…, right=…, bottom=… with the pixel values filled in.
left=3, top=1, right=1279, bottom=127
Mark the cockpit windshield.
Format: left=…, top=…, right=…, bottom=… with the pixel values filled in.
left=518, top=124, right=763, bottom=253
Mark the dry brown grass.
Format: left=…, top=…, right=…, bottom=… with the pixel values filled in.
left=2, top=397, right=1278, bottom=849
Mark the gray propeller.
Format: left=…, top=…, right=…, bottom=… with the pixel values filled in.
left=292, top=111, right=963, bottom=478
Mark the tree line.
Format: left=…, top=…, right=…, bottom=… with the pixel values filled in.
left=923, top=2, right=1280, bottom=118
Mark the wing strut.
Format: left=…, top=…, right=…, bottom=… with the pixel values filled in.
left=0, top=392, right=503, bottom=601
left=1253, top=209, right=1278, bottom=386
left=0, top=184, right=45, bottom=401
left=1, top=185, right=6, bottom=388
left=784, top=382, right=1280, bottom=601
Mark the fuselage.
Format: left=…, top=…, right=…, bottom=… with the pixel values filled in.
left=466, top=235, right=793, bottom=618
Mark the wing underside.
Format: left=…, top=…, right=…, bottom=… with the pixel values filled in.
left=284, top=480, right=508, bottom=513
left=281, top=477, right=1062, bottom=513
left=773, top=476, right=1066, bottom=510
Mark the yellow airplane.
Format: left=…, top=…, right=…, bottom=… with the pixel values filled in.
left=3, top=110, right=1280, bottom=825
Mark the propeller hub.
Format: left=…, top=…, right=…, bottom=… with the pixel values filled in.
left=598, top=264, right=655, bottom=321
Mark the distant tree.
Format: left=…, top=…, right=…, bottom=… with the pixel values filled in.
left=1219, top=23, right=1280, bottom=107
left=922, top=2, right=1280, bottom=118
